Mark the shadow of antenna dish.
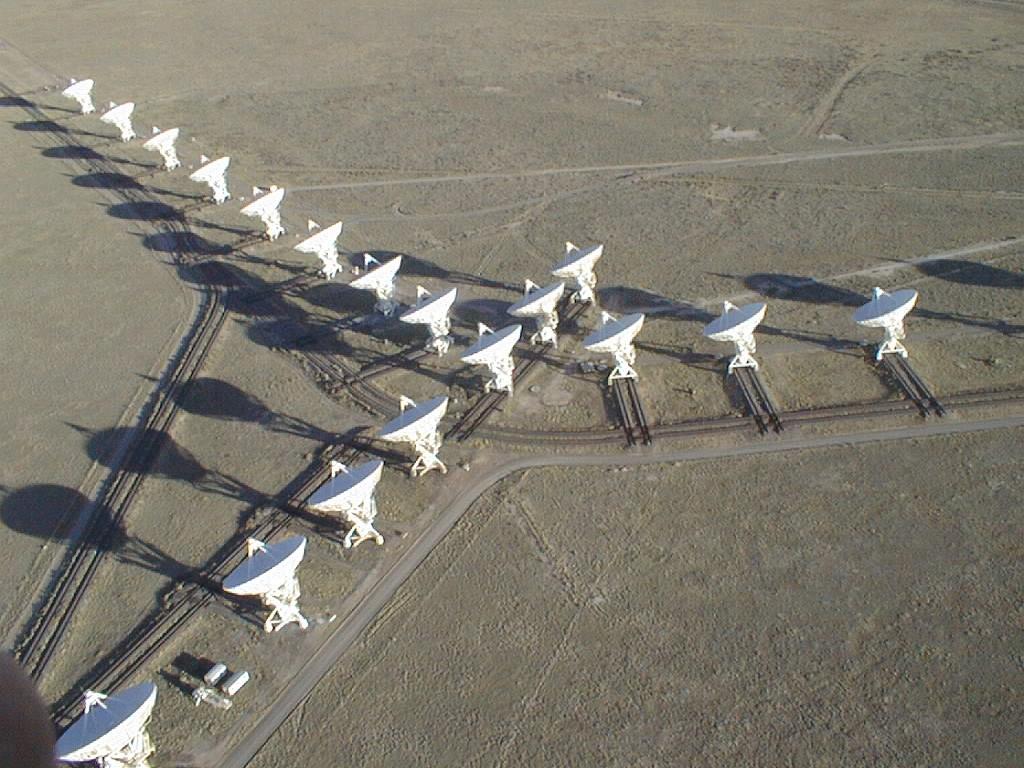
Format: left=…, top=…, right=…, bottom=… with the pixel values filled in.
left=854, top=287, right=918, bottom=360
left=99, top=102, right=136, bottom=142
left=56, top=682, right=157, bottom=764
left=61, top=78, right=95, bottom=114
left=307, top=459, right=383, bottom=513
left=703, top=301, right=767, bottom=372
left=553, top=242, right=603, bottom=303
left=583, top=312, right=645, bottom=382
left=142, top=127, right=181, bottom=170
left=189, top=156, right=231, bottom=204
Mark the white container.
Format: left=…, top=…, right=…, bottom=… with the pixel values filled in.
left=204, top=662, right=227, bottom=686
left=221, top=670, right=250, bottom=696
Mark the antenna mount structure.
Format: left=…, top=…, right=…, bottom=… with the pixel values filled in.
left=308, top=459, right=385, bottom=549
left=853, top=287, right=919, bottom=360
left=239, top=186, right=286, bottom=240
left=189, top=156, right=231, bottom=204
left=400, top=286, right=457, bottom=356
left=61, top=78, right=95, bottom=114
left=461, top=323, right=522, bottom=394
left=552, top=241, right=603, bottom=304
left=508, top=279, right=565, bottom=346
left=583, top=312, right=645, bottom=384
left=223, top=536, right=309, bottom=632
left=100, top=102, right=136, bottom=142
left=350, top=254, right=402, bottom=316
left=294, top=221, right=344, bottom=280
left=55, top=682, right=158, bottom=768
left=702, top=301, right=767, bottom=373
left=379, top=395, right=449, bottom=477
left=142, top=127, right=181, bottom=171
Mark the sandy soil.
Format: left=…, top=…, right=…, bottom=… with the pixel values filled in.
left=0, top=0, right=1022, bottom=766
left=252, top=427, right=1024, bottom=768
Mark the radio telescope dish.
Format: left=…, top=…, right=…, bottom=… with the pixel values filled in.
left=854, top=287, right=918, bottom=360
left=223, top=535, right=309, bottom=632
left=351, top=254, right=402, bottom=316
left=142, top=127, right=181, bottom=171
left=307, top=458, right=385, bottom=548
left=189, top=156, right=231, bottom=204
left=100, top=102, right=136, bottom=142
left=379, top=395, right=449, bottom=477
left=61, top=78, right=95, bottom=114
left=294, top=221, right=344, bottom=279
left=56, top=682, right=157, bottom=767
left=461, top=323, right=522, bottom=395
left=553, top=241, right=603, bottom=303
left=400, top=286, right=457, bottom=355
left=508, top=279, right=565, bottom=346
left=583, top=311, right=645, bottom=383
left=239, top=186, right=286, bottom=240
left=703, top=301, right=767, bottom=373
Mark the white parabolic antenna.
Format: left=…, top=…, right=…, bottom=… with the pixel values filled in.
left=461, top=323, right=522, bottom=395
left=189, top=156, right=231, bottom=204
left=307, top=458, right=385, bottom=548
left=854, top=287, right=918, bottom=360
left=379, top=395, right=449, bottom=477
left=400, top=286, right=457, bottom=356
left=508, top=280, right=565, bottom=346
left=142, top=127, right=181, bottom=171
left=703, top=301, right=767, bottom=373
left=100, top=102, right=136, bottom=142
left=56, top=682, right=157, bottom=767
left=351, top=254, right=403, bottom=316
left=61, top=78, right=95, bottom=114
left=294, top=221, right=344, bottom=279
left=240, top=186, right=286, bottom=241
left=553, top=241, right=603, bottom=303
left=223, top=535, right=309, bottom=632
left=583, top=312, right=645, bottom=383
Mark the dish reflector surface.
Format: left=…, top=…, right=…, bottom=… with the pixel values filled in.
left=294, top=221, right=343, bottom=254
left=583, top=313, right=644, bottom=352
left=190, top=156, right=230, bottom=182
left=379, top=396, right=448, bottom=442
left=853, top=288, right=918, bottom=327
left=351, top=255, right=402, bottom=289
left=553, top=243, right=603, bottom=276
left=56, top=682, right=157, bottom=762
left=223, top=535, right=306, bottom=596
left=703, top=302, right=767, bottom=341
left=400, top=287, right=457, bottom=324
left=306, top=460, right=384, bottom=512
left=508, top=281, right=564, bottom=316
left=461, top=324, right=522, bottom=364
left=240, top=186, right=285, bottom=217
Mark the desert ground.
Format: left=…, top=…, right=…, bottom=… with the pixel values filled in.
left=0, top=1, right=1022, bottom=766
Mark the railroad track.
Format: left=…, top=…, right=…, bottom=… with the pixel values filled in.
left=445, top=346, right=547, bottom=441
left=732, top=366, right=784, bottom=434
left=1, top=83, right=238, bottom=683
left=612, top=378, right=653, bottom=446
left=49, top=444, right=362, bottom=728
left=880, top=354, right=946, bottom=417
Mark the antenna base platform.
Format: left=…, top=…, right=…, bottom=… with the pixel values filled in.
left=876, top=339, right=909, bottom=361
